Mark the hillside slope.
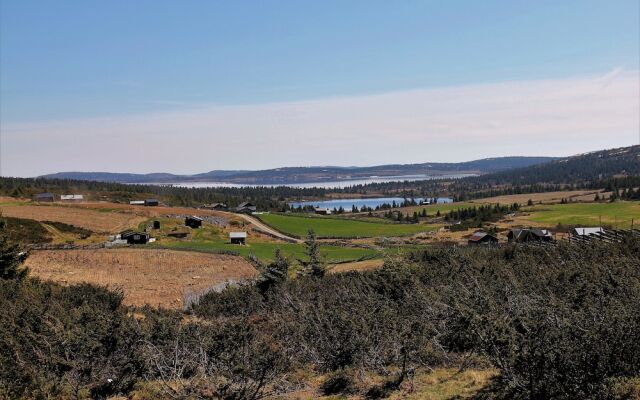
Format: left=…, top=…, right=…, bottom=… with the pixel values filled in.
left=470, top=145, right=640, bottom=186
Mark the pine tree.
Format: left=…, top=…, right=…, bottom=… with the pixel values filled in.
left=257, top=249, right=289, bottom=292
left=304, top=229, right=324, bottom=277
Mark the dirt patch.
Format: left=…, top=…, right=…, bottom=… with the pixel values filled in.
left=25, top=249, right=258, bottom=309
left=469, top=190, right=598, bottom=205
left=0, top=204, right=145, bottom=233
left=330, top=258, right=385, bottom=273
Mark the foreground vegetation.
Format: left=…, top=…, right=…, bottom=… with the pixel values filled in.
left=2, top=219, right=639, bottom=399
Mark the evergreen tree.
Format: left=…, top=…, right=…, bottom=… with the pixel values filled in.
left=304, top=229, right=324, bottom=277
left=257, top=249, right=289, bottom=293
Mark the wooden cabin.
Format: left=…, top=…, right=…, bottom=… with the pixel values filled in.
left=468, top=231, right=498, bottom=245
left=120, top=231, right=151, bottom=244
left=185, top=216, right=203, bottom=229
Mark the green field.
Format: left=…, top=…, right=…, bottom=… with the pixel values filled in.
left=153, top=240, right=379, bottom=263
left=257, top=213, right=435, bottom=238
left=526, top=201, right=640, bottom=228
left=144, top=216, right=380, bottom=262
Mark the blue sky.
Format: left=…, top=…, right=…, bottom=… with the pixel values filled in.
left=1, top=1, right=639, bottom=176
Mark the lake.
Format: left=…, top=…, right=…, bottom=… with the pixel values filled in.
left=288, top=197, right=453, bottom=210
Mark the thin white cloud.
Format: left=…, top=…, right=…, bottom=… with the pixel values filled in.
left=2, top=69, right=639, bottom=177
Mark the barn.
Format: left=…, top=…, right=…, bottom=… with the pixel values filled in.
left=185, top=216, right=203, bottom=229
left=229, top=232, right=247, bottom=245
left=145, top=199, right=159, bottom=206
left=468, top=231, right=498, bottom=245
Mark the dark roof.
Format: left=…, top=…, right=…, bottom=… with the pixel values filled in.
left=468, top=231, right=497, bottom=242
left=35, top=192, right=54, bottom=198
left=121, top=230, right=149, bottom=239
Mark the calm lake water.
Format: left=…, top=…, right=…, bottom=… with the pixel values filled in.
left=288, top=197, right=453, bottom=210
left=142, top=173, right=476, bottom=189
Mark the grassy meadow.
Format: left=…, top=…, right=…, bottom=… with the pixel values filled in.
left=257, top=213, right=435, bottom=238
left=525, top=201, right=640, bottom=228
left=145, top=216, right=380, bottom=262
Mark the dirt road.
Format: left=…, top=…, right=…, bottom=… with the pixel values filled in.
left=234, top=213, right=303, bottom=243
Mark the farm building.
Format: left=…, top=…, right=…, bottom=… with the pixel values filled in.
left=185, top=216, right=203, bottom=228
left=571, top=227, right=605, bottom=236
left=120, top=230, right=151, bottom=244
left=60, top=194, right=84, bottom=201
left=145, top=199, right=159, bottom=206
left=235, top=202, right=257, bottom=213
left=468, top=231, right=498, bottom=245
left=229, top=232, right=247, bottom=244
left=129, top=200, right=145, bottom=205
left=202, top=203, right=228, bottom=210
left=314, top=207, right=332, bottom=215
left=153, top=220, right=161, bottom=229
left=508, top=228, right=553, bottom=243
left=34, top=193, right=55, bottom=202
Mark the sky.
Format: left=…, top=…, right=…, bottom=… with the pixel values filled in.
left=1, top=0, right=639, bottom=177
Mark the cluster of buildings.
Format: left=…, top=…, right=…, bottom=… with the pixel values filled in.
left=34, top=193, right=84, bottom=202
left=200, top=202, right=257, bottom=214
left=468, top=226, right=636, bottom=246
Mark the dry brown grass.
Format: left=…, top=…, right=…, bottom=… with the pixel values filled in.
left=276, top=368, right=498, bottom=399
left=469, top=190, right=599, bottom=205
left=330, top=258, right=384, bottom=273
left=25, top=249, right=258, bottom=309
left=0, top=204, right=145, bottom=232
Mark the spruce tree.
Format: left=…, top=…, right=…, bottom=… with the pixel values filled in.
left=257, top=249, right=289, bottom=293
left=304, top=229, right=324, bottom=277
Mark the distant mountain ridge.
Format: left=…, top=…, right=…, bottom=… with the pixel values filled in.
left=40, top=156, right=556, bottom=185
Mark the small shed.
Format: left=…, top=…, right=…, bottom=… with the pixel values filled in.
left=34, top=193, right=55, bottom=202
left=468, top=231, right=498, bottom=246
left=185, top=216, right=203, bottom=229
left=314, top=207, right=332, bottom=215
left=153, top=220, right=161, bottom=229
left=129, top=200, right=145, bottom=205
left=120, top=231, right=151, bottom=244
left=60, top=194, right=84, bottom=201
left=145, top=199, right=159, bottom=206
left=229, top=231, right=247, bottom=245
